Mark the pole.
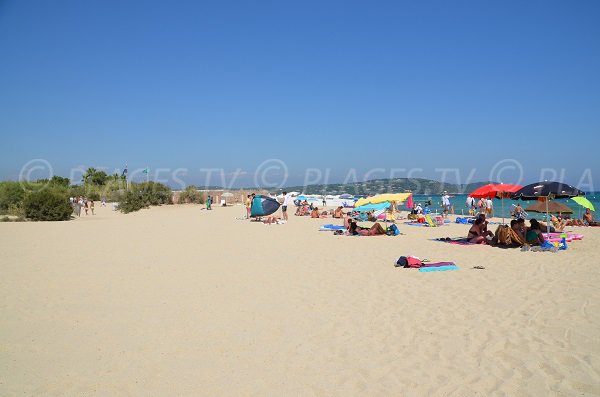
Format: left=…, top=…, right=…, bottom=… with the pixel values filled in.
left=546, top=197, right=551, bottom=234
left=502, top=198, right=505, bottom=225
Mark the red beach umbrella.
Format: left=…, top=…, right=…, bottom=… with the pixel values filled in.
left=470, top=183, right=523, bottom=199
left=469, top=183, right=523, bottom=224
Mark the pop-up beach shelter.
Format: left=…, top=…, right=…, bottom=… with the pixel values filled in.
left=512, top=181, right=585, bottom=233
left=250, top=195, right=280, bottom=218
left=470, top=183, right=522, bottom=224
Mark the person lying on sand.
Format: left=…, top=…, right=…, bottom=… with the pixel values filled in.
left=348, top=220, right=386, bottom=236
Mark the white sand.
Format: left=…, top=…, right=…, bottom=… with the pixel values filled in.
left=1, top=204, right=599, bottom=396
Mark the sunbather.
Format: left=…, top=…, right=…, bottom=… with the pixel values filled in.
left=333, top=206, right=344, bottom=218
left=310, top=207, right=320, bottom=218
left=348, top=220, right=386, bottom=236
left=526, top=219, right=545, bottom=246
left=551, top=215, right=568, bottom=231
left=583, top=208, right=599, bottom=226
left=511, top=219, right=526, bottom=242
left=467, top=217, right=493, bottom=244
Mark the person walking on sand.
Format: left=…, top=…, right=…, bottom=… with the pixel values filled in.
left=245, top=194, right=252, bottom=219
left=281, top=191, right=292, bottom=221
left=90, top=199, right=95, bottom=215
left=206, top=195, right=212, bottom=210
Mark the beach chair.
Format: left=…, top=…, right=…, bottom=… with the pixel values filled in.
left=424, top=214, right=437, bottom=227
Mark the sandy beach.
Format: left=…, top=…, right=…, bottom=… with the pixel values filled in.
left=1, top=203, right=599, bottom=396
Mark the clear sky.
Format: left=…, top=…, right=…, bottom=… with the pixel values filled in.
left=1, top=0, right=599, bottom=190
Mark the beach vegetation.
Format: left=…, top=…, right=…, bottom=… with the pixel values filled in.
left=0, top=181, right=26, bottom=212
left=178, top=185, right=204, bottom=204
left=23, top=189, right=73, bottom=221
left=119, top=181, right=172, bottom=214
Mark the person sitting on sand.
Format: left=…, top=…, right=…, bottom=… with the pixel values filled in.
left=310, top=207, right=320, bottom=218
left=348, top=220, right=386, bottom=236
left=511, top=219, right=526, bottom=242
left=551, top=215, right=567, bottom=231
left=467, top=217, right=494, bottom=244
left=526, top=219, right=545, bottom=246
left=333, top=206, right=344, bottom=219
left=583, top=208, right=599, bottom=226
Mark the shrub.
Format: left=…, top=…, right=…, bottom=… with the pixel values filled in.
left=119, top=182, right=172, bottom=213
left=0, top=181, right=25, bottom=211
left=88, top=192, right=101, bottom=201
left=178, top=185, right=204, bottom=204
left=23, top=189, right=73, bottom=221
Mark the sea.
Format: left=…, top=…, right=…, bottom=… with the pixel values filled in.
left=411, top=193, right=600, bottom=221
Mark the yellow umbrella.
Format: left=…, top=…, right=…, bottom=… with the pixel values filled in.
left=354, top=193, right=412, bottom=207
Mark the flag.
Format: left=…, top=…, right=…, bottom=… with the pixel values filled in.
left=121, top=164, right=128, bottom=177
left=142, top=167, right=149, bottom=174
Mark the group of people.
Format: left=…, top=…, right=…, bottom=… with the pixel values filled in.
left=467, top=213, right=547, bottom=246
left=466, top=196, right=493, bottom=217
left=70, top=196, right=101, bottom=216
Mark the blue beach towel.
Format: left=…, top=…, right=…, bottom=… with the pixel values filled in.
left=418, top=265, right=459, bottom=272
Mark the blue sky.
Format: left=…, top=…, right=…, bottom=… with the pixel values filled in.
left=1, top=0, right=599, bottom=190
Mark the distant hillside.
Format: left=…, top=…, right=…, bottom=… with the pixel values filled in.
left=283, top=178, right=493, bottom=195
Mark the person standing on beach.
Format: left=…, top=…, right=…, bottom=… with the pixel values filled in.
left=441, top=191, right=451, bottom=216
left=486, top=198, right=493, bottom=217
left=206, top=195, right=212, bottom=210
left=245, top=194, right=252, bottom=219
left=281, top=191, right=291, bottom=221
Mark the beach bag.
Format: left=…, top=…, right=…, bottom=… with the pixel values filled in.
left=388, top=224, right=400, bottom=235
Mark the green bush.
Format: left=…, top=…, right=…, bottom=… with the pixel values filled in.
left=119, top=182, right=172, bottom=213
left=23, top=189, right=73, bottom=221
left=178, top=185, right=204, bottom=204
left=0, top=181, right=26, bottom=212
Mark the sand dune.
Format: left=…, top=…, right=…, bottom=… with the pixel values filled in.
left=1, top=204, right=599, bottom=396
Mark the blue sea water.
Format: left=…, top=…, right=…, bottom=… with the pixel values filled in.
left=411, top=193, right=600, bottom=221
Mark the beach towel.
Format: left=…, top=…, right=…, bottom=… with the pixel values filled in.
left=431, top=237, right=476, bottom=245
left=319, top=224, right=346, bottom=231
left=419, top=265, right=459, bottom=272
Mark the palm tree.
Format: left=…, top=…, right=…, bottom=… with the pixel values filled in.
left=82, top=167, right=97, bottom=185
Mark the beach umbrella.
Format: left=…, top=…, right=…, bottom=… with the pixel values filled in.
left=524, top=201, right=573, bottom=214
left=250, top=195, right=280, bottom=217
left=352, top=202, right=392, bottom=212
left=339, top=193, right=353, bottom=199
left=470, top=183, right=522, bottom=199
left=512, top=181, right=585, bottom=233
left=571, top=196, right=595, bottom=211
left=511, top=181, right=584, bottom=200
left=222, top=192, right=233, bottom=205
left=470, top=183, right=522, bottom=224
left=354, top=193, right=412, bottom=207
